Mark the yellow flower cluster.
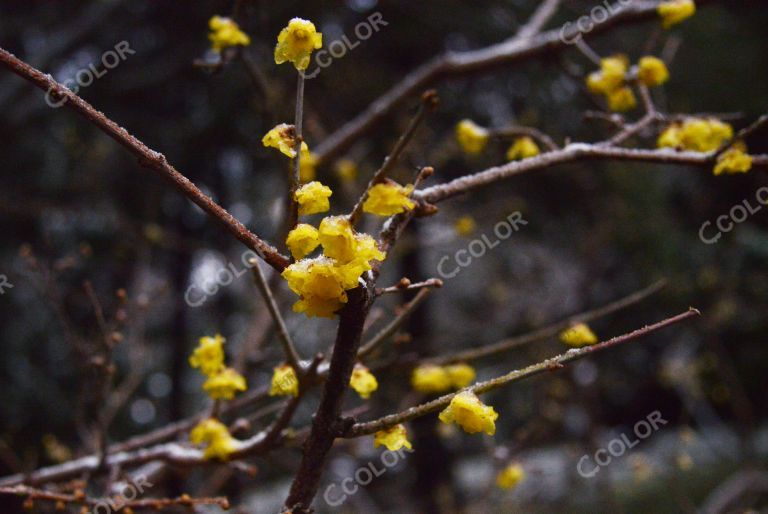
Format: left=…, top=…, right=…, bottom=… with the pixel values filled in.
left=208, top=16, right=251, bottom=53
left=586, top=55, right=640, bottom=112
left=506, top=137, right=540, bottom=161
left=496, top=463, right=526, bottom=490
left=714, top=142, right=753, bottom=176
left=657, top=118, right=734, bottom=152
left=439, top=391, right=498, bottom=435
left=456, top=119, right=490, bottom=154
left=295, top=181, right=332, bottom=216
left=190, top=418, right=239, bottom=460
left=411, top=363, right=476, bottom=394
left=637, top=56, right=670, bottom=88
left=270, top=364, right=299, bottom=397
left=374, top=424, right=413, bottom=451
left=363, top=181, right=416, bottom=217
left=658, top=0, right=696, bottom=29
left=189, top=334, right=247, bottom=400
left=350, top=364, right=379, bottom=399
left=559, top=323, right=598, bottom=347
left=274, top=18, right=323, bottom=70
left=283, top=216, right=386, bottom=318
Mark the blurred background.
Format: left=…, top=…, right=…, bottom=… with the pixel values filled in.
left=1, top=1, right=767, bottom=512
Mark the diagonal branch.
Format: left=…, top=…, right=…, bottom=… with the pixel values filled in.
left=346, top=308, right=700, bottom=437
left=428, top=279, right=666, bottom=365
left=415, top=143, right=768, bottom=204
left=0, top=47, right=289, bottom=272
left=314, top=1, right=664, bottom=164
left=358, top=288, right=433, bottom=358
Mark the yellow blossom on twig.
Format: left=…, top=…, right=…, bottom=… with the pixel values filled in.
left=274, top=18, right=323, bottom=70
left=262, top=123, right=297, bottom=158
left=208, top=16, right=251, bottom=53
left=286, top=223, right=320, bottom=259
left=350, top=364, right=379, bottom=399
left=269, top=364, right=299, bottom=397
left=363, top=181, right=416, bottom=217
left=658, top=0, right=696, bottom=29
left=438, top=391, right=498, bottom=435
left=203, top=367, right=247, bottom=400
left=637, top=56, right=670, bottom=87
left=295, top=181, right=332, bottom=216
left=456, top=119, right=490, bottom=154
left=714, top=142, right=752, bottom=176
left=190, top=418, right=239, bottom=460
left=374, top=424, right=413, bottom=451
left=559, top=323, right=598, bottom=347
left=496, top=463, right=525, bottom=490
left=506, top=137, right=540, bottom=161
left=189, top=334, right=226, bottom=377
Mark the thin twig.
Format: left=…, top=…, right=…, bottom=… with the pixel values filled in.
left=428, top=279, right=667, bottom=365
left=313, top=1, right=664, bottom=164
left=515, top=0, right=561, bottom=40
left=348, top=90, right=438, bottom=226
left=359, top=288, right=433, bottom=358
left=249, top=258, right=301, bottom=371
left=288, top=73, right=306, bottom=233
left=376, top=278, right=443, bottom=296
left=415, top=143, right=768, bottom=204
left=0, top=47, right=289, bottom=271
left=714, top=113, right=768, bottom=158
left=346, top=308, right=700, bottom=437
left=489, top=125, right=559, bottom=151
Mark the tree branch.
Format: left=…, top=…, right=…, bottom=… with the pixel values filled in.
left=346, top=308, right=700, bottom=437
left=0, top=47, right=289, bottom=271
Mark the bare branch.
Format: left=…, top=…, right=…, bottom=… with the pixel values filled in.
left=429, top=279, right=666, bottom=365
left=314, top=1, right=662, bottom=164
left=359, top=288, right=433, bottom=358
left=346, top=308, right=700, bottom=437
left=0, top=47, right=290, bottom=271
left=376, top=278, right=443, bottom=296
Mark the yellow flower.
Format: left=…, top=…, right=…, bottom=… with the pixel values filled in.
left=658, top=0, right=696, bottom=29
left=586, top=55, right=628, bottom=95
left=262, top=123, right=297, bottom=158
left=334, top=159, right=358, bottom=182
left=318, top=216, right=357, bottom=262
left=274, top=18, right=323, bottom=70
left=637, top=56, right=670, bottom=87
left=363, top=182, right=416, bottom=217
left=657, top=123, right=683, bottom=149
left=374, top=424, right=413, bottom=451
left=282, top=256, right=348, bottom=318
left=456, top=119, right=490, bottom=154
left=714, top=142, right=753, bottom=176
left=203, top=367, right=247, bottom=400
left=269, top=364, right=299, bottom=397
left=189, top=334, right=226, bottom=377
left=506, top=137, right=540, bottom=161
left=660, top=118, right=734, bottom=152
left=286, top=223, right=320, bottom=259
left=438, top=391, right=498, bottom=435
left=295, top=181, right=332, bottom=216
left=350, top=364, right=378, bottom=399
left=411, top=364, right=452, bottom=394
left=606, top=86, right=637, bottom=112
left=299, top=142, right=317, bottom=183
left=496, top=463, right=526, bottom=490
left=454, top=216, right=476, bottom=236
left=445, top=363, right=476, bottom=389
left=208, top=16, right=251, bottom=52
left=190, top=418, right=239, bottom=460
left=336, top=233, right=386, bottom=288
left=559, top=323, right=598, bottom=347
